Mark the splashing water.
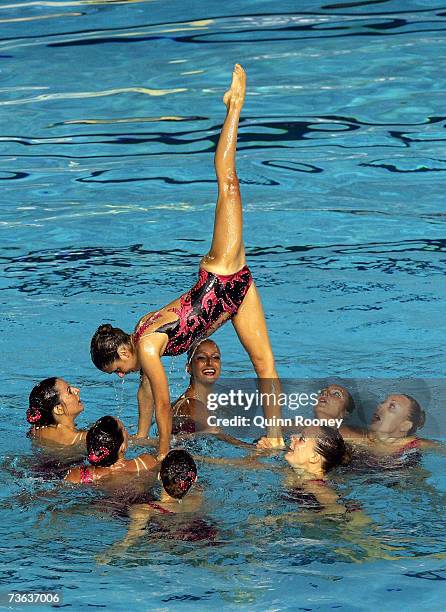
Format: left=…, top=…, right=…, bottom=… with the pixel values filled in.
left=111, top=375, right=126, bottom=420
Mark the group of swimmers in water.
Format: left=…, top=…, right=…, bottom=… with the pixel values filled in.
left=24, top=65, right=440, bottom=554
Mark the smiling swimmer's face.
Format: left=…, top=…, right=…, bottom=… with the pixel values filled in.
left=369, top=394, right=412, bottom=437
left=188, top=340, right=221, bottom=385
left=315, top=385, right=349, bottom=420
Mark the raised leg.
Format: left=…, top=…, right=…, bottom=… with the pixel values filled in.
left=231, top=282, right=285, bottom=444
left=201, top=64, right=246, bottom=276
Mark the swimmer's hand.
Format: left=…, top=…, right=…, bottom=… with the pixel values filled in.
left=255, top=436, right=286, bottom=450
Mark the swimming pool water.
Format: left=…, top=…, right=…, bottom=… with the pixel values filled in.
left=1, top=0, right=446, bottom=609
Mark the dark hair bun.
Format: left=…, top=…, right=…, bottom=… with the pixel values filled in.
left=26, top=407, right=42, bottom=424
left=27, top=377, right=59, bottom=428
left=90, top=325, right=131, bottom=370
left=86, top=416, right=123, bottom=467
left=160, top=450, right=197, bottom=499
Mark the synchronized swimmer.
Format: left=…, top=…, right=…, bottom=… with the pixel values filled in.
left=89, top=64, right=284, bottom=459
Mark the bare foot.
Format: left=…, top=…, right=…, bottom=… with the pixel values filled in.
left=223, top=63, right=246, bottom=109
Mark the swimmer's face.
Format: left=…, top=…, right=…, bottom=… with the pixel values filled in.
left=285, top=426, right=322, bottom=469
left=54, top=378, right=83, bottom=417
left=104, top=344, right=139, bottom=378
left=315, top=385, right=349, bottom=420
left=188, top=341, right=221, bottom=385
left=370, top=394, right=412, bottom=437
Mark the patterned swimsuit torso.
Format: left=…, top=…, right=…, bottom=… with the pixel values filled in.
left=133, top=265, right=253, bottom=356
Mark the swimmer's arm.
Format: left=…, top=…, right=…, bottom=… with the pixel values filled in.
left=173, top=427, right=255, bottom=450
left=339, top=424, right=368, bottom=441
left=130, top=436, right=158, bottom=448
left=96, top=505, right=152, bottom=564
left=139, top=338, right=173, bottom=459
left=213, top=432, right=257, bottom=449
left=195, top=454, right=282, bottom=471
left=255, top=436, right=287, bottom=451
left=136, top=373, right=154, bottom=439
left=418, top=438, right=446, bottom=452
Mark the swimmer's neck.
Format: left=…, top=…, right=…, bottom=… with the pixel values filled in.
left=160, top=488, right=181, bottom=505
left=290, top=465, right=325, bottom=481
left=187, top=380, right=214, bottom=403
left=370, top=431, right=411, bottom=445
left=52, top=417, right=79, bottom=432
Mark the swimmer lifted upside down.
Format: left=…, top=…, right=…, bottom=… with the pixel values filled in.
left=90, top=65, right=284, bottom=459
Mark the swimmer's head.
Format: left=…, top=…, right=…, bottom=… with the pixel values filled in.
left=315, top=384, right=355, bottom=420
left=90, top=324, right=138, bottom=378
left=160, top=450, right=197, bottom=499
left=370, top=394, right=425, bottom=437
left=186, top=339, right=221, bottom=385
left=27, top=377, right=84, bottom=427
left=86, top=416, right=127, bottom=467
left=285, top=426, right=349, bottom=475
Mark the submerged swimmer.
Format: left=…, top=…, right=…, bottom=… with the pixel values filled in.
left=65, top=416, right=157, bottom=484
left=284, top=425, right=350, bottom=481
left=363, top=393, right=434, bottom=456
left=199, top=426, right=351, bottom=512
left=90, top=65, right=284, bottom=458
left=27, top=378, right=86, bottom=447
left=315, top=384, right=365, bottom=440
left=97, top=450, right=203, bottom=563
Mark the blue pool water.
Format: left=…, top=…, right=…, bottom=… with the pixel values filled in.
left=1, top=0, right=446, bottom=609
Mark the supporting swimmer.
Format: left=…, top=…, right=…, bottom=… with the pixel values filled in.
left=171, top=339, right=222, bottom=434
left=27, top=377, right=86, bottom=446
left=64, top=416, right=157, bottom=483
left=96, top=450, right=200, bottom=564
left=90, top=65, right=285, bottom=458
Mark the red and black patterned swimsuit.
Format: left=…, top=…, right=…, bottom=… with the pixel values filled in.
left=133, top=265, right=253, bottom=356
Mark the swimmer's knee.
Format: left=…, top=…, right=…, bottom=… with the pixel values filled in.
left=251, top=352, right=277, bottom=379
left=218, top=173, right=240, bottom=195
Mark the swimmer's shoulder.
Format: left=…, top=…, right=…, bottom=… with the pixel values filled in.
left=135, top=310, right=157, bottom=331
left=139, top=453, right=158, bottom=469
left=173, top=395, right=205, bottom=416
left=127, top=454, right=158, bottom=473
left=339, top=424, right=368, bottom=442
left=64, top=466, right=82, bottom=483
left=33, top=426, right=86, bottom=447
left=417, top=437, right=442, bottom=450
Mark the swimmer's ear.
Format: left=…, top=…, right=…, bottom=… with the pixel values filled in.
left=400, top=419, right=412, bottom=434
left=309, top=453, right=321, bottom=466
left=117, top=344, right=133, bottom=359
left=53, top=404, right=64, bottom=416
